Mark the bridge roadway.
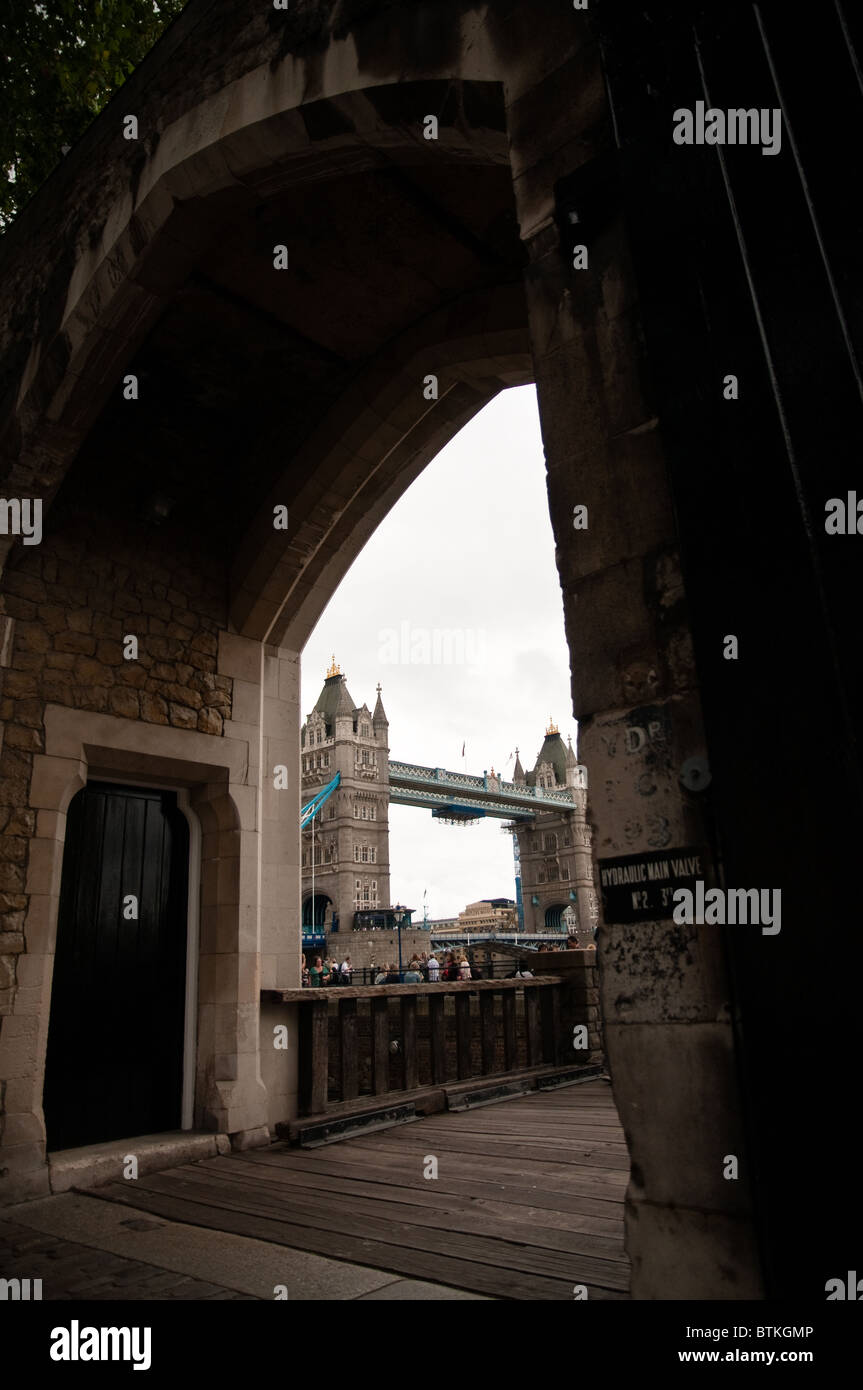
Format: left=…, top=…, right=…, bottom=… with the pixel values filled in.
left=387, top=759, right=587, bottom=820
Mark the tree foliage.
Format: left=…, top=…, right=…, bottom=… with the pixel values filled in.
left=1, top=0, right=185, bottom=228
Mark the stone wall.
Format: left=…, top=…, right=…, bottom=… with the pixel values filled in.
left=320, top=928, right=433, bottom=971
left=0, top=507, right=234, bottom=1016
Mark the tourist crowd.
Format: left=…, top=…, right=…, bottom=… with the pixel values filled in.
left=300, top=937, right=592, bottom=986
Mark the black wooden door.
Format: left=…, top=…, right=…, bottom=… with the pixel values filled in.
left=43, top=782, right=190, bottom=1151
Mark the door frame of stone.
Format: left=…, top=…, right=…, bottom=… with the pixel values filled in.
left=26, top=703, right=258, bottom=1157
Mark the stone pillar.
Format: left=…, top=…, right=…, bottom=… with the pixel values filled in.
left=539, top=949, right=602, bottom=1065
left=508, top=39, right=762, bottom=1296
left=257, top=642, right=301, bottom=1129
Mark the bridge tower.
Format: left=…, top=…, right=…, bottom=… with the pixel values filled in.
left=300, top=661, right=391, bottom=932
left=514, top=720, right=598, bottom=940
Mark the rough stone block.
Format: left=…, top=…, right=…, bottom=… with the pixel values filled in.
left=54, top=632, right=96, bottom=656
left=169, top=702, right=198, bottom=729
left=108, top=687, right=140, bottom=719
left=140, top=692, right=169, bottom=724
left=198, top=707, right=223, bottom=735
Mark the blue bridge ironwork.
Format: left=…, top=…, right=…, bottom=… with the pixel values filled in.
left=386, top=760, right=586, bottom=822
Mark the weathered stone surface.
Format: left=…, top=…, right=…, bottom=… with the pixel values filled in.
left=3, top=574, right=46, bottom=604
left=54, top=632, right=96, bottom=656
left=2, top=671, right=37, bottom=698
left=197, top=707, right=223, bottom=736
left=11, top=700, right=42, bottom=728
left=163, top=683, right=202, bottom=710
left=0, top=838, right=27, bottom=864
left=1, top=596, right=36, bottom=621
left=108, top=687, right=140, bottom=719
left=13, top=623, right=50, bottom=654
left=9, top=653, right=44, bottom=674
left=140, top=692, right=169, bottom=724
left=169, top=702, right=198, bottom=729
left=74, top=657, right=114, bottom=686
left=92, top=613, right=123, bottom=638
left=94, top=640, right=123, bottom=665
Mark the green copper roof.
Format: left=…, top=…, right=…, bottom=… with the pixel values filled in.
left=527, top=732, right=567, bottom=787
left=312, top=673, right=356, bottom=732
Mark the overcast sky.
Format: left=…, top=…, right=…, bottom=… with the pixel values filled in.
left=301, top=384, right=576, bottom=920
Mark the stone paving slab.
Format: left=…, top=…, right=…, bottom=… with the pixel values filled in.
left=0, top=1217, right=254, bottom=1300
left=1, top=1193, right=490, bottom=1301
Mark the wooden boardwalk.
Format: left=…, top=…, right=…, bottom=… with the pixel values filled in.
left=91, top=1080, right=630, bottom=1300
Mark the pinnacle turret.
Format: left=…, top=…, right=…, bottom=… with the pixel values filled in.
left=373, top=682, right=388, bottom=728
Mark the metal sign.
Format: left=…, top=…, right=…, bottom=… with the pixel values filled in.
left=597, top=847, right=705, bottom=923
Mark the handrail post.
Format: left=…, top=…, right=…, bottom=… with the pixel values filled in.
left=371, top=995, right=389, bottom=1094
left=480, top=990, right=497, bottom=1074
left=428, top=992, right=446, bottom=1082
left=401, top=995, right=418, bottom=1090
left=339, top=997, right=358, bottom=1102
left=298, top=996, right=328, bottom=1115
left=455, top=992, right=472, bottom=1079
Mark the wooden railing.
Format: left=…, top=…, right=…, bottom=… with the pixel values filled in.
left=263, top=977, right=574, bottom=1117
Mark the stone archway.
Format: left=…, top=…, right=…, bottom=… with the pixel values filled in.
left=5, top=0, right=853, bottom=1301
left=544, top=903, right=570, bottom=931
left=302, top=893, right=331, bottom=929
left=0, top=1, right=743, bottom=1295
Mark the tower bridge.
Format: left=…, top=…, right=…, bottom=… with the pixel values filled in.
left=300, top=663, right=598, bottom=937
left=388, top=758, right=586, bottom=820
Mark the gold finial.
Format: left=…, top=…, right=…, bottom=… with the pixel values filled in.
left=546, top=716, right=559, bottom=735
left=326, top=654, right=341, bottom=678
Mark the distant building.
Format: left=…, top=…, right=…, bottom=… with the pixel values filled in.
left=457, top=898, right=518, bottom=931
left=511, top=720, right=598, bottom=938
left=300, top=660, right=391, bottom=931
left=301, top=667, right=598, bottom=940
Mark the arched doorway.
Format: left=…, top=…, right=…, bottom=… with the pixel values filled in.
left=302, top=893, right=331, bottom=929
left=544, top=903, right=569, bottom=931
left=43, top=783, right=189, bottom=1151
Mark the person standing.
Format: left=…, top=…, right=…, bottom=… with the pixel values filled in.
left=427, top=952, right=440, bottom=982
left=340, top=954, right=353, bottom=985
left=309, top=956, right=324, bottom=987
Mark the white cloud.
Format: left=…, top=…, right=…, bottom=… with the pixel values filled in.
left=301, top=384, right=575, bottom=918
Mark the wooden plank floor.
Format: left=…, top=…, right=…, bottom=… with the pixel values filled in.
left=91, top=1080, right=630, bottom=1300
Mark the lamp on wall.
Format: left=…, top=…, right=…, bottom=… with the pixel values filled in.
left=392, top=904, right=408, bottom=982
